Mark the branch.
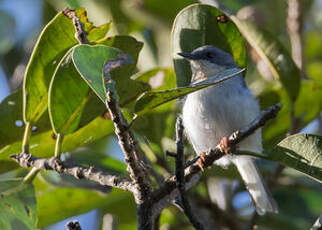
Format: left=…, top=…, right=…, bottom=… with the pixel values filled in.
left=105, top=90, right=153, bottom=229
left=63, top=8, right=89, bottom=44
left=105, top=90, right=152, bottom=201
left=175, top=117, right=206, bottom=230
left=151, top=104, right=281, bottom=212
left=10, top=153, right=135, bottom=192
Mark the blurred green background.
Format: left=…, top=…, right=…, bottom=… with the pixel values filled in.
left=0, top=0, right=321, bottom=229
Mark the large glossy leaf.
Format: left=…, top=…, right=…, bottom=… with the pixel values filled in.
left=134, top=67, right=244, bottom=115
left=23, top=8, right=111, bottom=123
left=171, top=4, right=247, bottom=87
left=72, top=44, right=149, bottom=106
left=268, top=134, right=322, bottom=183
left=0, top=179, right=37, bottom=230
left=230, top=16, right=301, bottom=102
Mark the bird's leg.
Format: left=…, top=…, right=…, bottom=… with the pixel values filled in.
left=219, top=136, right=231, bottom=154
left=197, top=152, right=207, bottom=171
left=197, top=136, right=236, bottom=171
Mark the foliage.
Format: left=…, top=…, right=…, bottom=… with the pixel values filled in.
left=0, top=1, right=321, bottom=230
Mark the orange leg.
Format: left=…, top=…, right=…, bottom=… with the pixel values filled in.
left=197, top=152, right=207, bottom=171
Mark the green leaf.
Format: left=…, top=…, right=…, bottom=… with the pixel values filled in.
left=72, top=45, right=124, bottom=102
left=23, top=8, right=111, bottom=123
left=132, top=68, right=177, bottom=149
left=171, top=3, right=247, bottom=87
left=0, top=179, right=37, bottom=230
left=268, top=134, right=322, bottom=183
left=96, top=35, right=151, bottom=105
left=231, top=17, right=301, bottom=101
left=48, top=50, right=105, bottom=135
left=72, top=44, right=149, bottom=106
left=134, top=67, right=244, bottom=115
left=0, top=90, right=114, bottom=173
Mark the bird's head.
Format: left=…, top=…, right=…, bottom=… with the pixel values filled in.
left=178, top=45, right=237, bottom=82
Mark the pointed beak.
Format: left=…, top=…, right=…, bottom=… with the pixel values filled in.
left=177, top=52, right=199, bottom=60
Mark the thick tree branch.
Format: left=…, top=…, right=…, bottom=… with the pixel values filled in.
left=105, top=90, right=152, bottom=201
left=175, top=117, right=205, bottom=230
left=10, top=153, right=135, bottom=192
left=151, top=104, right=281, bottom=212
left=105, top=90, right=153, bottom=229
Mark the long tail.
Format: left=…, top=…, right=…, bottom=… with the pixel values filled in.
left=232, top=156, right=278, bottom=215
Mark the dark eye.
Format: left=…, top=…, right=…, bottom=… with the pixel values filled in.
left=206, top=52, right=213, bottom=58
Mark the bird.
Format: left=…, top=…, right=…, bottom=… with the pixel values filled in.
left=178, top=45, right=278, bottom=215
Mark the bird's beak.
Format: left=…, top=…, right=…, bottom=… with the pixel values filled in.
left=177, top=52, right=199, bottom=60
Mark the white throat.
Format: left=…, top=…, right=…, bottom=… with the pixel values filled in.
left=190, top=60, right=227, bottom=83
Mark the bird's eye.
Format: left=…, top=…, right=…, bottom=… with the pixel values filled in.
left=206, top=52, right=212, bottom=58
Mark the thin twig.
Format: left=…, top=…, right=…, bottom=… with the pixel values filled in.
left=10, top=154, right=135, bottom=192
left=175, top=117, right=206, bottom=230
left=63, top=8, right=89, bottom=44
left=151, top=104, right=281, bottom=212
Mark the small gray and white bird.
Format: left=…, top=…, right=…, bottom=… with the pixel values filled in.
left=179, top=45, right=278, bottom=215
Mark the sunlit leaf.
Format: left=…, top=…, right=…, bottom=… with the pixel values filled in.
left=23, top=8, right=111, bottom=123
left=48, top=50, right=105, bottom=135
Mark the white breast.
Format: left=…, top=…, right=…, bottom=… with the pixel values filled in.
left=182, top=76, right=262, bottom=167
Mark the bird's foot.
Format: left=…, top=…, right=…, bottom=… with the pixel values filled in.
left=219, top=136, right=234, bottom=155
left=197, top=152, right=207, bottom=171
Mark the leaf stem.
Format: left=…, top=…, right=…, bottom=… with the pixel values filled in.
left=23, top=167, right=39, bottom=184
left=22, top=122, right=31, bottom=153
left=54, top=133, right=64, bottom=158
